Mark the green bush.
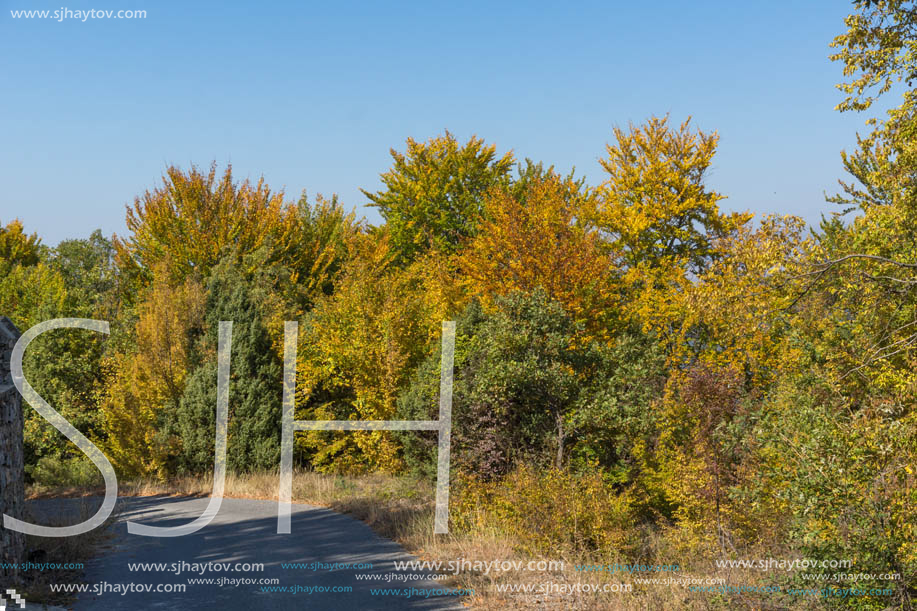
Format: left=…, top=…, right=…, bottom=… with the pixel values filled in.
left=398, top=290, right=667, bottom=484
left=398, top=291, right=594, bottom=479
left=172, top=254, right=282, bottom=474
left=28, top=455, right=103, bottom=488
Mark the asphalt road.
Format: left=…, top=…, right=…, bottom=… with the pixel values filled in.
left=37, top=496, right=465, bottom=610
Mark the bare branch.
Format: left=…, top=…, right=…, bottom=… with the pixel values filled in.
left=813, top=254, right=917, bottom=270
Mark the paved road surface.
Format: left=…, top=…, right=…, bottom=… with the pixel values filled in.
left=33, top=496, right=465, bottom=610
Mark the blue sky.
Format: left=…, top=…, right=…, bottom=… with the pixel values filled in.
left=0, top=0, right=890, bottom=246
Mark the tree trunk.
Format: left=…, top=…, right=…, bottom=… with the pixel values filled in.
left=555, top=411, right=565, bottom=469
left=0, top=316, right=25, bottom=586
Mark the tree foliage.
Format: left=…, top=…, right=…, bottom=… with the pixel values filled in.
left=174, top=255, right=283, bottom=474
left=101, top=271, right=205, bottom=476
left=830, top=0, right=917, bottom=114
left=398, top=291, right=615, bottom=479
left=295, top=231, right=452, bottom=473
left=363, top=132, right=514, bottom=262
left=0, top=219, right=41, bottom=276
left=594, top=115, right=751, bottom=275
left=460, top=172, right=619, bottom=335
left=114, top=163, right=293, bottom=283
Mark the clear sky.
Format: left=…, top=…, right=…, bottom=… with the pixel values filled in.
left=0, top=0, right=889, bottom=246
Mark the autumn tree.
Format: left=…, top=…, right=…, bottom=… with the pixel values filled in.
left=460, top=171, right=619, bottom=335
left=101, top=268, right=206, bottom=476
left=817, top=1, right=917, bottom=408
left=587, top=216, right=808, bottom=549
left=673, top=7, right=917, bottom=601
left=3, top=263, right=70, bottom=472
left=114, top=163, right=293, bottom=284
left=831, top=0, right=917, bottom=117
left=0, top=218, right=53, bottom=336
left=0, top=219, right=41, bottom=276
left=267, top=193, right=357, bottom=312
left=594, top=116, right=751, bottom=275
left=295, top=230, right=451, bottom=473
left=363, top=132, right=514, bottom=262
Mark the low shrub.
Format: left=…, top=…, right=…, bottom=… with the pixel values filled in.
left=453, top=464, right=634, bottom=556
left=27, top=455, right=103, bottom=488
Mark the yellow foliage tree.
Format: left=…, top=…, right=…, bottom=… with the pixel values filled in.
left=101, top=270, right=205, bottom=477
left=593, top=115, right=753, bottom=342
left=0, top=219, right=41, bottom=277
left=114, top=163, right=294, bottom=283
left=295, top=231, right=455, bottom=473
left=459, top=174, right=618, bottom=336
left=0, top=263, right=67, bottom=331
left=595, top=115, right=751, bottom=273
left=643, top=216, right=809, bottom=552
